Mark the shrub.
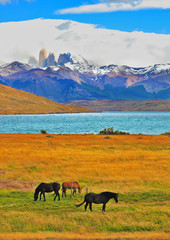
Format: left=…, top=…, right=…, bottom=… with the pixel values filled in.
left=161, top=132, right=170, bottom=135
left=113, top=130, right=130, bottom=135
left=99, top=127, right=114, bottom=135
left=99, top=127, right=129, bottom=135
left=40, top=129, right=47, bottom=134
left=46, top=135, right=53, bottom=138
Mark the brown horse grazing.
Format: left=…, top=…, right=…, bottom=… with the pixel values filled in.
left=62, top=181, right=82, bottom=197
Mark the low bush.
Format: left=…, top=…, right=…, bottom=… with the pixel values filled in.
left=161, top=132, right=170, bottom=135
left=99, top=127, right=129, bottom=135
left=40, top=129, right=47, bottom=134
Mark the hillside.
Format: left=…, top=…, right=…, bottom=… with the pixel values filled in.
left=0, top=84, right=92, bottom=115
left=66, top=99, right=170, bottom=111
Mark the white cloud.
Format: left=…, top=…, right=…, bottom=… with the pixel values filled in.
left=0, top=19, right=170, bottom=67
left=56, top=0, right=170, bottom=14
left=0, top=0, right=32, bottom=4
left=0, top=0, right=11, bottom=4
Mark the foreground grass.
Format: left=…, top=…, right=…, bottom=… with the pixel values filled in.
left=0, top=190, right=169, bottom=233
left=0, top=134, right=169, bottom=239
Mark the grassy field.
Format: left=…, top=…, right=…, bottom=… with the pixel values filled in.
left=0, top=134, right=169, bottom=239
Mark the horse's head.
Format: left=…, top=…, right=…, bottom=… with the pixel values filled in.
left=34, top=188, right=39, bottom=201
left=114, top=193, right=119, bottom=203
left=78, top=187, right=82, bottom=193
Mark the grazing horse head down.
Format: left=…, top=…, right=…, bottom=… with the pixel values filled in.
left=34, top=187, right=39, bottom=201
left=34, top=182, right=60, bottom=201
left=62, top=181, right=82, bottom=197
left=76, top=191, right=118, bottom=212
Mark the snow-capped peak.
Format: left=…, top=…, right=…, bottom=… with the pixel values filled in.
left=59, top=52, right=170, bottom=77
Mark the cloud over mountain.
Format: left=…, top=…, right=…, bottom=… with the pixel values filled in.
left=0, top=18, right=170, bottom=67
left=56, top=0, right=170, bottom=14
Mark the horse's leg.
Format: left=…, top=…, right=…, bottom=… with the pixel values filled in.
left=54, top=191, right=60, bottom=201
left=73, top=189, right=76, bottom=196
left=65, top=190, right=66, bottom=197
left=58, top=192, right=60, bottom=201
left=43, top=192, right=46, bottom=201
left=85, top=202, right=88, bottom=211
left=102, top=203, right=106, bottom=212
left=54, top=193, right=57, bottom=201
left=89, top=203, right=93, bottom=212
left=39, top=192, right=42, bottom=201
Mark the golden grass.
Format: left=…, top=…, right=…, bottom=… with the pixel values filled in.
left=0, top=232, right=169, bottom=240
left=0, top=134, right=169, bottom=239
left=0, top=84, right=92, bottom=114
left=0, top=134, right=169, bottom=190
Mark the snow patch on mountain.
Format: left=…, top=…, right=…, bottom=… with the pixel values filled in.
left=62, top=53, right=170, bottom=77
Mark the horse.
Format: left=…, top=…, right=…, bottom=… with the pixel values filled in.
left=34, top=182, right=60, bottom=201
left=76, top=191, right=118, bottom=212
left=62, top=181, right=82, bottom=197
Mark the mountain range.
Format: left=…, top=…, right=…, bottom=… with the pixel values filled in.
left=0, top=52, right=170, bottom=102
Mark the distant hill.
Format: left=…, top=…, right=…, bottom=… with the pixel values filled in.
left=0, top=84, right=92, bottom=115
left=66, top=99, right=170, bottom=111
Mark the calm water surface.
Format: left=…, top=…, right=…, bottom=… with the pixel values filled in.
left=0, top=111, right=169, bottom=135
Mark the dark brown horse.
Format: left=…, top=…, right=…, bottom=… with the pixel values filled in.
left=62, top=181, right=82, bottom=197
left=76, top=191, right=118, bottom=212
left=34, top=182, right=60, bottom=201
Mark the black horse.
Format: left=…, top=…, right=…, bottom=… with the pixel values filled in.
left=76, top=191, right=118, bottom=212
left=34, top=182, right=60, bottom=201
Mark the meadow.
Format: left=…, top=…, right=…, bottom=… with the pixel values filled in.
left=0, top=134, right=169, bottom=239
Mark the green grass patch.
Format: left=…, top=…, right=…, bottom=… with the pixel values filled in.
left=0, top=189, right=169, bottom=233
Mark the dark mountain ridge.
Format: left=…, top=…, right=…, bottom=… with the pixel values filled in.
left=0, top=54, right=170, bottom=102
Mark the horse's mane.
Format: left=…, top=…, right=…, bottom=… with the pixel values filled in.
left=34, top=186, right=39, bottom=194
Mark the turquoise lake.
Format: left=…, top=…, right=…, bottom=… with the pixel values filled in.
left=0, top=111, right=169, bottom=134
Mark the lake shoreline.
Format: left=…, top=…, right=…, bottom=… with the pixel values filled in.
left=0, top=111, right=169, bottom=135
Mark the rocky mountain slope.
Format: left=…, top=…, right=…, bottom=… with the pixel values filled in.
left=0, top=53, right=170, bottom=102
left=0, top=84, right=92, bottom=115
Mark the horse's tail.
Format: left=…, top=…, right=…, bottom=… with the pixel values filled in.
left=76, top=199, right=85, bottom=207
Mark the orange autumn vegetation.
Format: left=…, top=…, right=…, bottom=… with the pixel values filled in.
left=0, top=84, right=92, bottom=115
left=0, top=232, right=170, bottom=240
left=0, top=134, right=169, bottom=192
left=0, top=134, right=170, bottom=240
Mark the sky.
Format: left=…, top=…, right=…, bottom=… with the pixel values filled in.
left=0, top=0, right=170, bottom=66
left=0, top=0, right=170, bottom=34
